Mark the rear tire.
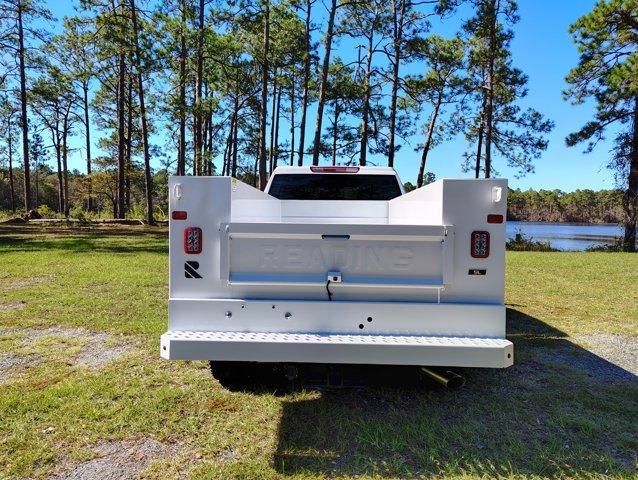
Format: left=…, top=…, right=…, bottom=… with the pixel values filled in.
left=210, top=361, right=294, bottom=392
left=209, top=361, right=256, bottom=391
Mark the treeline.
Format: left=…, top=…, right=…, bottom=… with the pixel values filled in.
left=0, top=164, right=169, bottom=220
left=0, top=0, right=636, bottom=250
left=508, top=189, right=624, bottom=224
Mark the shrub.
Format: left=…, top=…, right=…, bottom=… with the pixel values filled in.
left=586, top=238, right=624, bottom=252
left=506, top=233, right=557, bottom=252
left=37, top=205, right=60, bottom=218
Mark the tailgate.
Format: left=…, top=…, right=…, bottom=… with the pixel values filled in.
left=220, top=223, right=454, bottom=291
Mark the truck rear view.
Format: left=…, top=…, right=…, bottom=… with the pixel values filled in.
left=161, top=167, right=512, bottom=385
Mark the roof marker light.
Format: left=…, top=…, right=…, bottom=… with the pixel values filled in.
left=310, top=166, right=360, bottom=173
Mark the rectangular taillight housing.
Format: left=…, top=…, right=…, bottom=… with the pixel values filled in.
left=310, top=166, right=359, bottom=173
left=172, top=210, right=188, bottom=220
left=471, top=231, right=490, bottom=258
left=184, top=227, right=202, bottom=254
left=487, top=214, right=503, bottom=224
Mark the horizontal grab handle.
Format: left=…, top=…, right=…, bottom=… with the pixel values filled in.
left=321, top=234, right=350, bottom=241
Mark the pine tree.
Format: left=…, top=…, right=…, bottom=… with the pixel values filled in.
left=444, top=0, right=553, bottom=178
left=0, top=0, right=52, bottom=212
left=406, top=35, right=465, bottom=187
left=565, top=0, right=638, bottom=252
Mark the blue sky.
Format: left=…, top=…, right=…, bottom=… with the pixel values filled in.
left=48, top=0, right=617, bottom=192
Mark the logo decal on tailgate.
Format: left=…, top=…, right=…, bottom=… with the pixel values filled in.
left=184, top=261, right=202, bottom=279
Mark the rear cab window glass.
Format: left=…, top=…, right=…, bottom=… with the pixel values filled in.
left=268, top=174, right=402, bottom=200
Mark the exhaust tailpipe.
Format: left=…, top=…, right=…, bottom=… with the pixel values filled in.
left=420, top=367, right=466, bottom=389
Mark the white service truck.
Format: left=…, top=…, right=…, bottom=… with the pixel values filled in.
left=161, top=166, right=513, bottom=386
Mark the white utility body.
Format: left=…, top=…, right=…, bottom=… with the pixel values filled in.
left=161, top=166, right=513, bottom=370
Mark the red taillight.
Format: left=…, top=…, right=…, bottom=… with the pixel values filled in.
left=184, top=227, right=202, bottom=254
left=487, top=214, right=503, bottom=224
left=172, top=210, right=188, bottom=220
left=471, top=231, right=490, bottom=258
left=310, top=166, right=360, bottom=173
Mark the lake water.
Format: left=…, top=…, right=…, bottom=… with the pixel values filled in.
left=506, top=221, right=624, bottom=251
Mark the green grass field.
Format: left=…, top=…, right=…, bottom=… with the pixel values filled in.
left=0, top=224, right=636, bottom=479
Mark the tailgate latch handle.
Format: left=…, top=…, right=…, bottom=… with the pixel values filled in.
left=321, top=234, right=350, bottom=241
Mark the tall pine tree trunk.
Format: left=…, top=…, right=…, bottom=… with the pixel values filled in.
left=207, top=110, right=214, bottom=174
left=231, top=95, right=239, bottom=177
left=311, top=0, right=337, bottom=166
left=7, top=122, right=15, bottom=213
left=289, top=72, right=295, bottom=166
left=475, top=121, right=484, bottom=178
left=117, top=52, right=127, bottom=218
left=332, top=102, right=340, bottom=166
left=258, top=0, right=270, bottom=190
left=475, top=85, right=487, bottom=178
left=34, top=151, right=39, bottom=208
left=483, top=0, right=498, bottom=179
left=52, top=124, right=64, bottom=213
left=17, top=0, right=31, bottom=211
left=83, top=81, right=93, bottom=211
left=130, top=0, right=154, bottom=225
left=359, top=34, right=374, bottom=166
left=202, top=83, right=209, bottom=174
left=223, top=121, right=232, bottom=175
left=623, top=96, right=638, bottom=252
left=297, top=0, right=311, bottom=166
left=387, top=0, right=404, bottom=168
left=125, top=77, right=133, bottom=211
left=62, top=114, right=70, bottom=217
left=273, top=87, right=281, bottom=169
left=417, top=95, right=442, bottom=187
left=269, top=72, right=277, bottom=174
left=194, top=0, right=204, bottom=176
left=177, top=0, right=187, bottom=175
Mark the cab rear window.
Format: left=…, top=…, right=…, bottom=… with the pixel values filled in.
left=268, top=174, right=402, bottom=201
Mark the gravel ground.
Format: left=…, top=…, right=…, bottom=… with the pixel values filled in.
left=0, top=353, right=42, bottom=383
left=0, top=301, right=26, bottom=312
left=55, top=439, right=176, bottom=480
left=0, top=326, right=132, bottom=371
left=574, top=333, right=638, bottom=376
left=0, top=275, right=52, bottom=292
left=523, top=334, right=638, bottom=385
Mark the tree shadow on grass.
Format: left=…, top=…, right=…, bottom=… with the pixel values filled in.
left=273, top=309, right=637, bottom=478
left=0, top=225, right=168, bottom=254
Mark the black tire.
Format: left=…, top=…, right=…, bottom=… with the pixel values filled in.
left=210, top=361, right=297, bottom=392
left=209, top=361, right=260, bottom=391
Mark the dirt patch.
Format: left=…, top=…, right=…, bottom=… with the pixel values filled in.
left=0, top=300, right=26, bottom=312
left=75, top=333, right=131, bottom=368
left=0, top=275, right=52, bottom=292
left=0, top=326, right=132, bottom=368
left=0, top=353, right=42, bottom=383
left=55, top=438, right=176, bottom=480
left=215, top=448, right=239, bottom=464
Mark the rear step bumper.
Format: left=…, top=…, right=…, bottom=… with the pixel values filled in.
left=160, top=331, right=514, bottom=368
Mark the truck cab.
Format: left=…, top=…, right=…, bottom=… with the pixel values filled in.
left=161, top=167, right=512, bottom=386
left=265, top=165, right=405, bottom=200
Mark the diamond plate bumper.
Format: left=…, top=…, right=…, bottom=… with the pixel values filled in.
left=160, top=330, right=513, bottom=368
